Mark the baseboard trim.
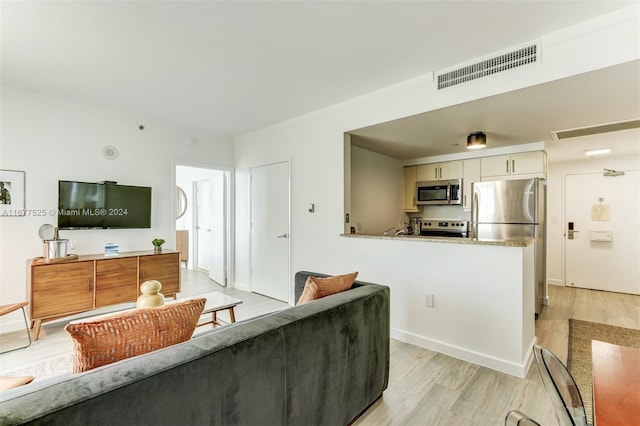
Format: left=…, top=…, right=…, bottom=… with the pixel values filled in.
left=232, top=281, right=251, bottom=292
left=391, top=328, right=533, bottom=378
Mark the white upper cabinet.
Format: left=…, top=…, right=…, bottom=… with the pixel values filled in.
left=481, top=151, right=546, bottom=180
left=403, top=166, right=420, bottom=212
left=416, top=160, right=463, bottom=181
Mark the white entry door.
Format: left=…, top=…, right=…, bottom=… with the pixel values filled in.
left=565, top=171, right=640, bottom=294
left=195, top=179, right=213, bottom=273
left=194, top=175, right=227, bottom=285
left=250, top=161, right=290, bottom=302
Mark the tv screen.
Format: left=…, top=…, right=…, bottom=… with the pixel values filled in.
left=58, top=181, right=152, bottom=229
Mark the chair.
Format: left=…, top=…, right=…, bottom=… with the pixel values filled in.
left=533, top=345, right=589, bottom=426
left=505, top=410, right=541, bottom=426
left=0, top=302, right=32, bottom=354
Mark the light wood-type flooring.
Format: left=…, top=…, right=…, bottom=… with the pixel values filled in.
left=1, top=269, right=639, bottom=426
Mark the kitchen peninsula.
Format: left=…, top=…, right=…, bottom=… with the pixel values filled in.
left=342, top=232, right=535, bottom=247
left=340, top=233, right=536, bottom=377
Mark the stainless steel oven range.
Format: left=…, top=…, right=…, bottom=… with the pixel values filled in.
left=420, top=219, right=468, bottom=238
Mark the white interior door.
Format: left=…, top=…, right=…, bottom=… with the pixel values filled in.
left=565, top=171, right=640, bottom=294
left=209, top=173, right=226, bottom=285
left=250, top=162, right=290, bottom=302
left=195, top=179, right=213, bottom=272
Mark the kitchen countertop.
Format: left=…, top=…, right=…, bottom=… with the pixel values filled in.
left=340, top=233, right=535, bottom=247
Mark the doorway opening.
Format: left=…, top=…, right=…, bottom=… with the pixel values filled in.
left=176, top=164, right=232, bottom=287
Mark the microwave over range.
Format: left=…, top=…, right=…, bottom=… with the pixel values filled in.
left=416, top=179, right=462, bottom=205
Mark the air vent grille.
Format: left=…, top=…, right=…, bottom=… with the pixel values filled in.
left=551, top=119, right=640, bottom=140
left=437, top=44, right=538, bottom=90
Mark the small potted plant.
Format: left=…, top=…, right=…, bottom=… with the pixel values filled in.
left=152, top=238, right=166, bottom=253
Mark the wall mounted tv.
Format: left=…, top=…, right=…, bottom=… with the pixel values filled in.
left=58, top=181, right=152, bottom=229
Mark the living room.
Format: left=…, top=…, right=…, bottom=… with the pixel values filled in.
left=1, top=2, right=639, bottom=425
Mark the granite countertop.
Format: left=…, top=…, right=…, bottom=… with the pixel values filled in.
left=340, top=233, right=535, bottom=247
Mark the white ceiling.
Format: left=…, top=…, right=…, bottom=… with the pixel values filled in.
left=2, top=1, right=639, bottom=161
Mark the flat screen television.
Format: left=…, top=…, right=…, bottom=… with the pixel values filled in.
left=58, top=181, right=152, bottom=229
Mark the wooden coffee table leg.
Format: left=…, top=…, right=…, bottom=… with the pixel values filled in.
left=212, top=311, right=217, bottom=326
left=229, top=307, right=236, bottom=323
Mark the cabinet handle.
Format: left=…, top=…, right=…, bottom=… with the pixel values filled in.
left=87, top=278, right=92, bottom=292
left=142, top=271, right=146, bottom=280
left=439, top=167, right=442, bottom=179
left=512, top=160, right=515, bottom=173
left=464, top=194, right=467, bottom=206
left=506, top=160, right=510, bottom=174
left=435, top=169, right=438, bottom=179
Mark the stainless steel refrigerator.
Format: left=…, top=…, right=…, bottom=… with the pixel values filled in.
left=470, top=178, right=546, bottom=318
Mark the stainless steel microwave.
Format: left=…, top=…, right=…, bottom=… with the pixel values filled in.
left=416, top=179, right=462, bottom=205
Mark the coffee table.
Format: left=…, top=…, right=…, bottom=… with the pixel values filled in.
left=180, top=291, right=243, bottom=329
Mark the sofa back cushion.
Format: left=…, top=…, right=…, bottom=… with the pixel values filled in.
left=296, top=272, right=358, bottom=305
left=65, top=298, right=205, bottom=373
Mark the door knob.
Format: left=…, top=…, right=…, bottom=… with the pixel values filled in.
left=277, top=233, right=289, bottom=239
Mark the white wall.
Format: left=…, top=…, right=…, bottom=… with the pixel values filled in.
left=350, top=146, right=405, bottom=235
left=546, top=152, right=640, bottom=286
left=0, top=87, right=234, bottom=332
left=233, top=7, right=639, bottom=373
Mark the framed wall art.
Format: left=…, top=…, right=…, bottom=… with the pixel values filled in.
left=0, top=169, right=25, bottom=216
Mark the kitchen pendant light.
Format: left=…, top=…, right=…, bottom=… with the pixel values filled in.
left=467, top=132, right=487, bottom=150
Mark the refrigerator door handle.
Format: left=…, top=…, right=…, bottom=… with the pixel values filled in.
left=473, top=191, right=479, bottom=234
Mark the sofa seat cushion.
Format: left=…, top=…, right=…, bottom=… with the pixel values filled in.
left=297, top=271, right=358, bottom=304
left=64, top=298, right=206, bottom=373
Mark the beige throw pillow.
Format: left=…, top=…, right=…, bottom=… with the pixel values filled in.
left=65, top=298, right=206, bottom=373
left=296, top=272, right=358, bottom=305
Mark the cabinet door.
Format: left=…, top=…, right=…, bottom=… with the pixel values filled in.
left=139, top=252, right=180, bottom=296
left=480, top=155, right=511, bottom=178
left=439, top=161, right=463, bottom=180
left=416, top=163, right=439, bottom=181
left=462, top=159, right=481, bottom=210
left=31, top=261, right=94, bottom=318
left=95, top=257, right=138, bottom=307
left=403, top=166, right=418, bottom=211
left=511, top=151, right=546, bottom=175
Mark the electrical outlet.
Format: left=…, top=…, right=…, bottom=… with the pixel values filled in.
left=424, top=294, right=434, bottom=308
left=345, top=213, right=350, bottom=223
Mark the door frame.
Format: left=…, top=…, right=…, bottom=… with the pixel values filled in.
left=174, top=161, right=234, bottom=288
left=249, top=160, right=292, bottom=304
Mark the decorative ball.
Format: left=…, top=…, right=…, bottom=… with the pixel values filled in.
left=137, top=280, right=165, bottom=308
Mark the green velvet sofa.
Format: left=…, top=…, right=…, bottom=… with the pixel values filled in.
left=0, top=271, right=390, bottom=425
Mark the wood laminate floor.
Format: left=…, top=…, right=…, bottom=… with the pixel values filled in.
left=1, top=271, right=638, bottom=426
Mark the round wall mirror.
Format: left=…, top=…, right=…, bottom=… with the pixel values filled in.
left=176, top=186, right=187, bottom=219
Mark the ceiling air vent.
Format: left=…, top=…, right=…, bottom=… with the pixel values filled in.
left=437, top=42, right=539, bottom=90
left=551, top=119, right=640, bottom=140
